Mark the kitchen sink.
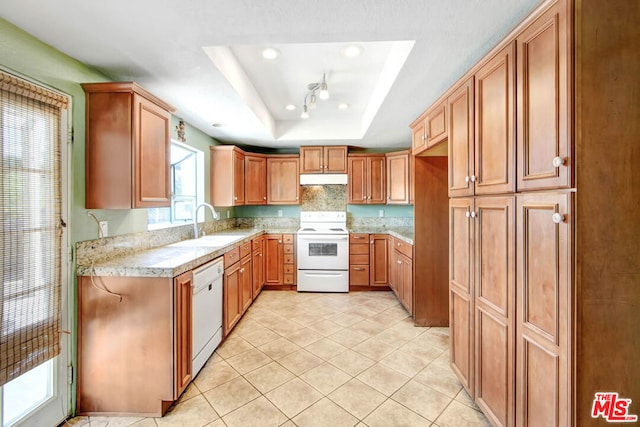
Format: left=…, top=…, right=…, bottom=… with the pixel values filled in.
left=170, top=235, right=243, bottom=248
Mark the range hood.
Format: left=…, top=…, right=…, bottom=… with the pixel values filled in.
left=299, top=174, right=348, bottom=185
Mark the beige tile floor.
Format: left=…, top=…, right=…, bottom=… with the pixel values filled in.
left=66, top=290, right=490, bottom=427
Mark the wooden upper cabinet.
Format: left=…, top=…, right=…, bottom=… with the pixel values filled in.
left=210, top=146, right=245, bottom=206
left=386, top=150, right=411, bottom=204
left=300, top=146, right=348, bottom=173
left=347, top=154, right=386, bottom=204
left=267, top=155, right=300, bottom=204
left=448, top=78, right=475, bottom=198
left=245, top=153, right=267, bottom=205
left=474, top=42, right=516, bottom=195
left=82, top=82, right=174, bottom=209
left=517, top=3, right=571, bottom=191
left=411, top=100, right=447, bottom=156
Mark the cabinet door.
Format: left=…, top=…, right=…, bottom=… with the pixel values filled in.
left=516, top=192, right=571, bottom=427
left=370, top=234, right=389, bottom=286
left=426, top=100, right=447, bottom=148
left=448, top=78, right=475, bottom=197
left=267, top=157, right=300, bottom=204
left=367, top=156, right=386, bottom=204
left=386, top=152, right=410, bottom=204
left=389, top=246, right=400, bottom=297
left=264, top=234, right=284, bottom=285
left=233, top=149, right=245, bottom=205
left=240, top=255, right=253, bottom=312
left=411, top=116, right=427, bottom=155
left=133, top=94, right=172, bottom=208
left=400, top=253, right=413, bottom=314
left=324, top=146, right=348, bottom=173
left=300, top=146, right=324, bottom=173
left=174, top=271, right=193, bottom=398
left=449, top=197, right=474, bottom=396
left=223, top=262, right=242, bottom=336
left=474, top=43, right=515, bottom=195
left=245, top=154, right=267, bottom=205
left=474, top=196, right=515, bottom=427
left=517, top=4, right=570, bottom=191
left=347, top=156, right=367, bottom=204
left=252, top=237, right=264, bottom=299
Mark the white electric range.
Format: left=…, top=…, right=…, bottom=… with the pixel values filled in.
left=296, top=211, right=349, bottom=292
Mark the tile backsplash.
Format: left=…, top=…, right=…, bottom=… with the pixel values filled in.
left=301, top=184, right=347, bottom=211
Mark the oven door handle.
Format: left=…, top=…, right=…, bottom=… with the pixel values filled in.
left=298, top=236, right=348, bottom=241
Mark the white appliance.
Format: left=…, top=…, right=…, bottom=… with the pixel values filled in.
left=192, top=257, right=223, bottom=376
left=297, top=211, right=349, bottom=292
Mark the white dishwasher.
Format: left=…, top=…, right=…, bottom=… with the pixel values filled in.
left=192, top=257, right=223, bottom=377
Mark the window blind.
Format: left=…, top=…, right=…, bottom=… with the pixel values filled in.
left=0, top=70, right=68, bottom=386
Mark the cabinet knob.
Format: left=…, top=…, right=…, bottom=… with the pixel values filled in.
left=470, top=211, right=477, bottom=218
left=263, top=197, right=266, bottom=200
left=296, top=196, right=299, bottom=200
left=552, top=213, right=565, bottom=224
left=234, top=197, right=238, bottom=200
left=552, top=157, right=566, bottom=167
left=464, top=176, right=470, bottom=183
left=422, top=135, right=427, bottom=141
left=465, top=211, right=471, bottom=218
left=397, top=242, right=401, bottom=247
left=470, top=175, right=476, bottom=182
left=370, top=240, right=374, bottom=244
left=278, top=240, right=282, bottom=244
left=398, top=260, right=402, bottom=264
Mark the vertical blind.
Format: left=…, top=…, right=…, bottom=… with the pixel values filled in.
left=0, top=71, right=68, bottom=386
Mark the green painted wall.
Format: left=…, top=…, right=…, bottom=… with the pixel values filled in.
left=347, top=204, right=414, bottom=218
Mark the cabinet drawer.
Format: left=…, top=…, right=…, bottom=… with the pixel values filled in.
left=252, top=238, right=263, bottom=251
left=393, top=238, right=413, bottom=258
left=283, top=274, right=294, bottom=284
left=349, top=265, right=370, bottom=285
left=350, top=243, right=370, bottom=255
left=283, top=244, right=294, bottom=254
left=284, top=265, right=295, bottom=274
left=350, top=254, right=370, bottom=265
left=283, top=234, right=294, bottom=244
left=224, top=248, right=240, bottom=267
left=284, top=254, right=295, bottom=264
left=350, top=233, right=369, bottom=243
left=240, top=242, right=251, bottom=259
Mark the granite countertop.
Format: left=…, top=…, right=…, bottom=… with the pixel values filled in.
left=77, top=228, right=269, bottom=278
left=77, top=225, right=411, bottom=279
left=349, top=227, right=414, bottom=245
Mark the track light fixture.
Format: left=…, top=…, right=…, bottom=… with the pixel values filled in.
left=301, top=73, right=329, bottom=119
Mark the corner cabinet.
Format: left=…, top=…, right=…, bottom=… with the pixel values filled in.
left=77, top=273, right=192, bottom=416
left=267, top=155, right=300, bottom=204
left=411, top=99, right=447, bottom=156
left=211, top=146, right=246, bottom=206
left=82, top=82, right=174, bottom=209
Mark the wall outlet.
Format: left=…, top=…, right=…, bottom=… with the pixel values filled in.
left=278, top=210, right=283, bottom=217
left=226, top=210, right=230, bottom=219
left=99, top=220, right=108, bottom=237
left=379, top=209, right=384, bottom=217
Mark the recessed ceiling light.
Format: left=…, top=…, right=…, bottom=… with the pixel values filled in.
left=338, top=103, right=349, bottom=110
left=285, top=104, right=296, bottom=111
left=343, top=45, right=363, bottom=57
left=261, top=47, right=280, bottom=59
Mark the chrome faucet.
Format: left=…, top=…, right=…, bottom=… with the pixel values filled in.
left=192, top=203, right=219, bottom=238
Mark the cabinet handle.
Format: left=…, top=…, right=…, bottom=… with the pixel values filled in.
left=354, top=235, right=364, bottom=239
left=552, top=156, right=566, bottom=167
left=552, top=213, right=565, bottom=224
left=422, top=135, right=427, bottom=141
left=296, top=196, right=299, bottom=200
left=353, top=267, right=365, bottom=271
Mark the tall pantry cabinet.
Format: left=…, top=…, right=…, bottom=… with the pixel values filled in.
left=415, top=0, right=639, bottom=425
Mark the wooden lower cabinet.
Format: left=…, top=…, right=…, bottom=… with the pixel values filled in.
left=77, top=273, right=192, bottom=416
left=223, top=246, right=252, bottom=336
left=389, top=237, right=413, bottom=314
left=264, top=233, right=295, bottom=287
left=449, top=196, right=515, bottom=427
left=349, top=233, right=389, bottom=287
left=252, top=236, right=265, bottom=299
